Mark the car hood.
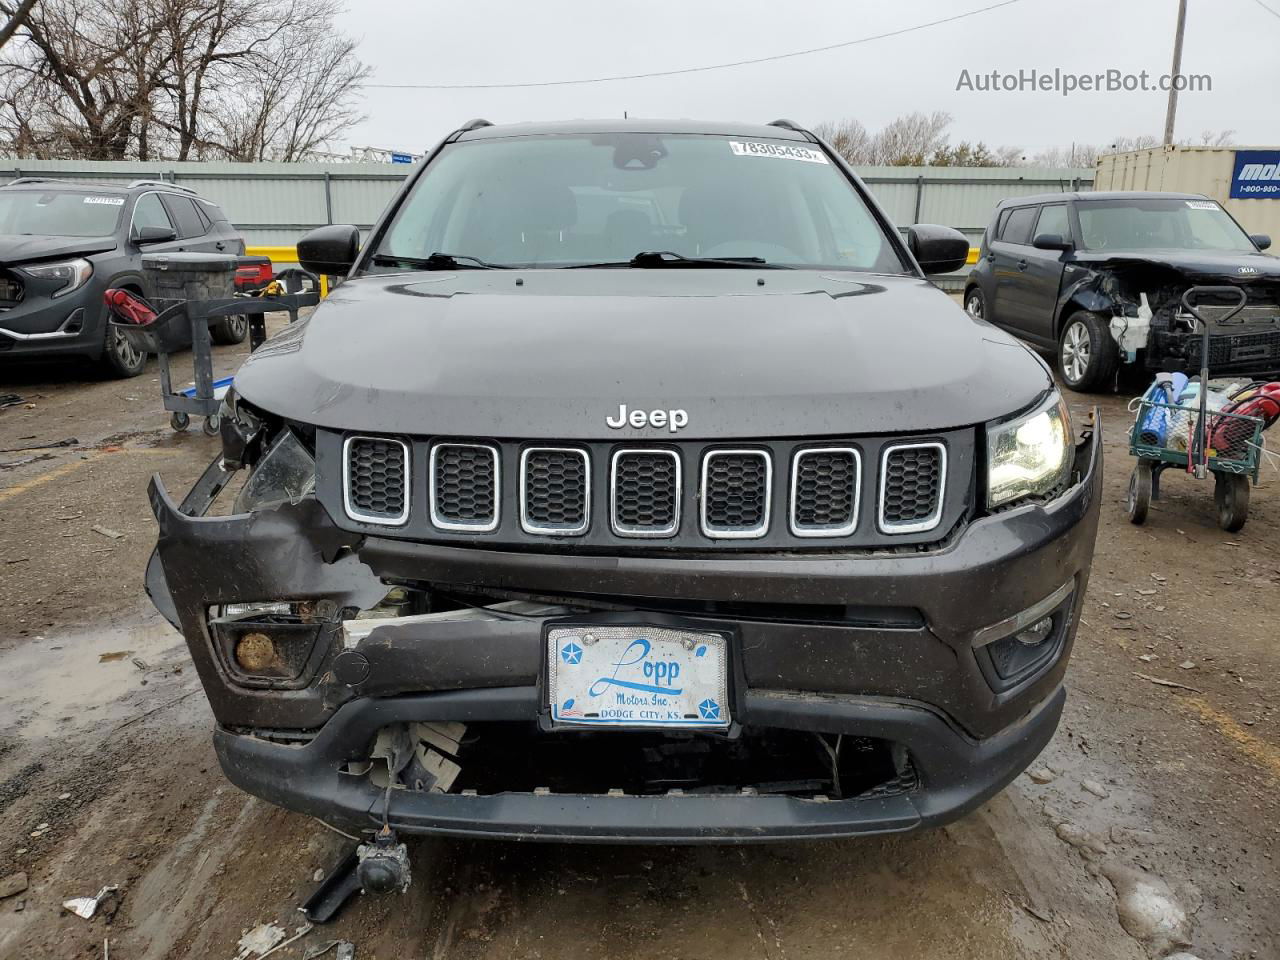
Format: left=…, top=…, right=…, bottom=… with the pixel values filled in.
left=0, top=234, right=118, bottom=264
left=1072, top=248, right=1280, bottom=282
left=234, top=271, right=1052, bottom=439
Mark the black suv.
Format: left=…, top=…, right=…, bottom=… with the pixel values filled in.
left=965, top=191, right=1278, bottom=391
left=147, top=120, right=1101, bottom=847
left=0, top=177, right=247, bottom=377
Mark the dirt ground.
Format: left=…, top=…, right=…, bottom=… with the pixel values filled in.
left=0, top=317, right=1277, bottom=960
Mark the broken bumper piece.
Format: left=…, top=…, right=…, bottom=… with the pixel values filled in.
left=213, top=685, right=1064, bottom=843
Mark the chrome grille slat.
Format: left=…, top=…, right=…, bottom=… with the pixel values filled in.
left=342, top=435, right=409, bottom=526
left=790, top=447, right=860, bottom=537
left=430, top=442, right=499, bottom=532
left=610, top=449, right=681, bottom=537
left=520, top=447, right=590, bottom=536
left=701, top=449, right=771, bottom=539
left=878, top=442, right=946, bottom=534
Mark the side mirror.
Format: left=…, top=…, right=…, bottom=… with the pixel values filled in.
left=134, top=224, right=177, bottom=244
left=298, top=224, right=360, bottom=276
left=1032, top=233, right=1073, bottom=251
left=1250, top=234, right=1272, bottom=251
left=907, top=224, right=971, bottom=275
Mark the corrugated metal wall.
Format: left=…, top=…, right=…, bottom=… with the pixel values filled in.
left=0, top=157, right=1094, bottom=254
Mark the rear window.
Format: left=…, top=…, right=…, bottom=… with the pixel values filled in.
left=0, top=190, right=124, bottom=237
left=162, top=194, right=208, bottom=239
left=999, top=207, right=1038, bottom=245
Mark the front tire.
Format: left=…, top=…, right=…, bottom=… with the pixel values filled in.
left=211, top=314, right=249, bottom=345
left=1214, top=472, right=1249, bottom=533
left=100, top=322, right=147, bottom=379
left=1058, top=311, right=1118, bottom=393
left=964, top=287, right=985, bottom=321
left=1127, top=462, right=1153, bottom=525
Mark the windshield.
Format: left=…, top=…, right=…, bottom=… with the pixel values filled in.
left=0, top=189, right=125, bottom=237
left=1076, top=197, right=1258, bottom=253
left=374, top=134, right=907, bottom=272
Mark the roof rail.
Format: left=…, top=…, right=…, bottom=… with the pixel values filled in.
left=457, top=118, right=493, bottom=132
left=127, top=179, right=197, bottom=195
left=6, top=176, right=66, bottom=185
left=767, top=119, right=807, bottom=133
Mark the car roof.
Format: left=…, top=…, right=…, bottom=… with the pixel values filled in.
left=0, top=177, right=210, bottom=198
left=455, top=118, right=812, bottom=142
left=997, top=190, right=1210, bottom=207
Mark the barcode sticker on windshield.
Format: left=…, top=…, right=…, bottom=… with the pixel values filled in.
left=1186, top=200, right=1219, bottom=211
left=729, top=141, right=829, bottom=164
left=84, top=196, right=125, bottom=205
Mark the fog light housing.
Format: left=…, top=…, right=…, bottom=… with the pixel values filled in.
left=208, top=601, right=337, bottom=687
left=974, top=582, right=1075, bottom=692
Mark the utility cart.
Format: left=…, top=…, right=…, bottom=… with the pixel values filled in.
left=107, top=252, right=318, bottom=435
left=1126, top=286, right=1267, bottom=532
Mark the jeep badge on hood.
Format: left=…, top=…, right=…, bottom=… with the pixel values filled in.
left=606, top=404, right=689, bottom=432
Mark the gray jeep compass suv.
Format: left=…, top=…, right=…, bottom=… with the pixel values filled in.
left=147, top=119, right=1102, bottom=847
left=0, top=177, right=247, bottom=377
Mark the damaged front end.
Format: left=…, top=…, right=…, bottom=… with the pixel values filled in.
left=1067, top=259, right=1280, bottom=375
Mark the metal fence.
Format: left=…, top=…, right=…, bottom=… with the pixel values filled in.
left=0, top=157, right=1095, bottom=271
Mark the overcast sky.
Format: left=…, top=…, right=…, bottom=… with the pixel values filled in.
left=335, top=0, right=1278, bottom=159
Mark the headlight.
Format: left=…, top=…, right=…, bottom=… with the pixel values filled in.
left=20, top=258, right=93, bottom=298
left=233, top=429, right=316, bottom=513
left=986, top=392, right=1073, bottom=508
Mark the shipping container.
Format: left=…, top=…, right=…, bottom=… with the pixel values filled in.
left=1094, top=146, right=1280, bottom=245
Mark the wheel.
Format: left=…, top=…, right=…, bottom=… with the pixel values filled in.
left=170, top=411, right=191, bottom=432
left=1127, top=462, right=1152, bottom=525
left=100, top=322, right=147, bottom=379
left=201, top=414, right=221, bottom=437
left=964, top=287, right=985, bottom=321
left=1214, top=472, right=1250, bottom=532
left=1057, top=311, right=1119, bottom=393
left=211, top=314, right=249, bottom=345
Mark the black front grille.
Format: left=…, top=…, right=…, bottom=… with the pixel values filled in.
left=432, top=443, right=497, bottom=528
left=522, top=448, right=588, bottom=533
left=881, top=445, right=944, bottom=530
left=793, top=449, right=858, bottom=533
left=1197, top=330, right=1280, bottom=366
left=612, top=451, right=679, bottom=535
left=703, top=451, right=769, bottom=536
left=345, top=437, right=407, bottom=523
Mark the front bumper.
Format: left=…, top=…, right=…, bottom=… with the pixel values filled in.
left=0, top=281, right=106, bottom=360
left=149, top=424, right=1101, bottom=841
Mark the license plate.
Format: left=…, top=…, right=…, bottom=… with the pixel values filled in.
left=546, top=624, right=730, bottom=729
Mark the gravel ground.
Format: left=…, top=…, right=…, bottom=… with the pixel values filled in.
left=0, top=319, right=1276, bottom=960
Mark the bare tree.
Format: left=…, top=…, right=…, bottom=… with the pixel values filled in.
left=812, top=117, right=874, bottom=165
left=872, top=110, right=953, bottom=165
left=0, top=0, right=367, bottom=161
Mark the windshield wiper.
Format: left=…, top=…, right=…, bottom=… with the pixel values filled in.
left=371, top=252, right=510, bottom=270
left=568, top=251, right=789, bottom=269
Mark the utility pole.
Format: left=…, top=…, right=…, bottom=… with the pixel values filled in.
left=1163, top=0, right=1189, bottom=146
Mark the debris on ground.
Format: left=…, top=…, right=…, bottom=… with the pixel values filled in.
left=62, top=885, right=120, bottom=920
left=1178, top=660, right=1196, bottom=670
left=234, top=923, right=287, bottom=959
left=256, top=922, right=314, bottom=959
left=1027, top=767, right=1056, bottom=784
left=0, top=871, right=28, bottom=899
left=1054, top=822, right=1108, bottom=859
left=1133, top=672, right=1202, bottom=693
left=1102, top=864, right=1192, bottom=955
left=90, top=525, right=126, bottom=541
left=0, top=453, right=54, bottom=470
left=0, top=437, right=78, bottom=453
left=98, top=651, right=133, bottom=663
left=303, top=940, right=356, bottom=960
left=1081, top=779, right=1110, bottom=799
left=0, top=393, right=24, bottom=408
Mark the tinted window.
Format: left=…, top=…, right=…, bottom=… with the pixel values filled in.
left=132, top=193, right=173, bottom=233
left=377, top=134, right=907, bottom=272
left=1035, top=204, right=1069, bottom=242
left=0, top=190, right=124, bottom=237
left=162, top=195, right=207, bottom=239
left=1076, top=197, right=1256, bottom=252
left=193, top=201, right=213, bottom=231
left=1000, top=207, right=1038, bottom=245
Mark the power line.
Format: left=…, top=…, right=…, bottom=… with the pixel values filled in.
left=1251, top=0, right=1280, bottom=18
left=365, top=0, right=1025, bottom=90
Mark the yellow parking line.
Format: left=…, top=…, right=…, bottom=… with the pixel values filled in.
left=1183, top=696, right=1280, bottom=780
left=0, top=453, right=99, bottom=505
